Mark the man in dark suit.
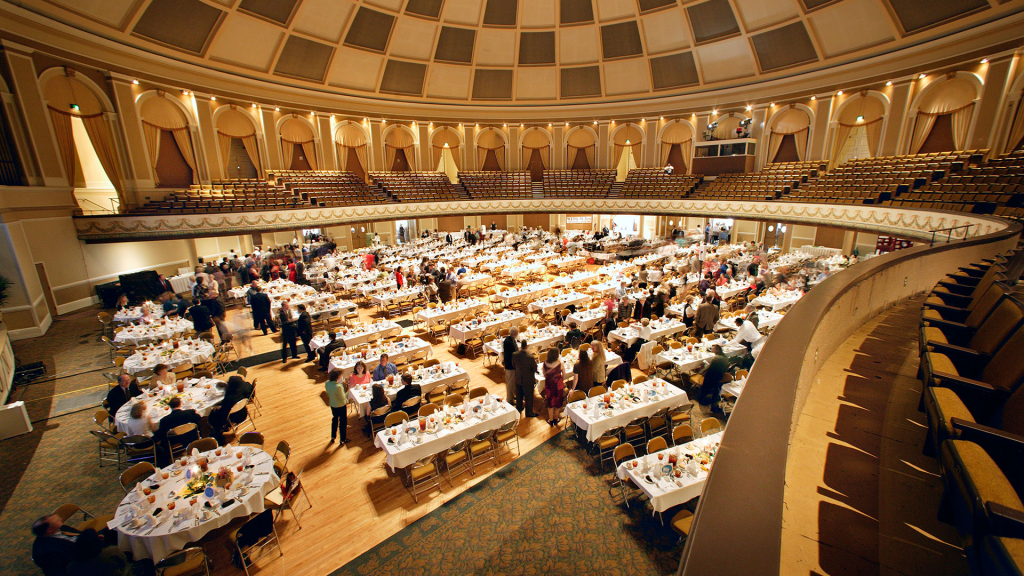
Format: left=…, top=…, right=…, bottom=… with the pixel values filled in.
left=105, top=374, right=141, bottom=423
left=209, top=376, right=253, bottom=443
left=32, top=514, right=90, bottom=576
left=512, top=340, right=538, bottom=417
left=697, top=345, right=729, bottom=413
left=393, top=374, right=422, bottom=410
left=296, top=304, right=315, bottom=361
left=279, top=301, right=298, bottom=362
left=188, top=302, right=214, bottom=334
left=248, top=283, right=275, bottom=335
left=156, top=274, right=174, bottom=295
left=154, top=396, right=200, bottom=446
left=502, top=327, right=519, bottom=403
left=318, top=331, right=344, bottom=372
left=694, top=292, right=720, bottom=337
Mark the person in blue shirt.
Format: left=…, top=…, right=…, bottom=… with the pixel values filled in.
left=371, top=354, right=398, bottom=381
left=457, top=264, right=468, bottom=275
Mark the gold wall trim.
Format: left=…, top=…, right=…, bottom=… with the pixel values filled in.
left=73, top=199, right=1010, bottom=243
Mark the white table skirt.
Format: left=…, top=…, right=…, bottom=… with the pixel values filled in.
left=616, top=432, right=723, bottom=513
left=328, top=339, right=433, bottom=377
left=458, top=274, right=492, bottom=287
left=350, top=366, right=467, bottom=415
left=750, top=292, right=802, bottom=311
left=566, top=310, right=606, bottom=330
left=114, top=319, right=194, bottom=345
left=448, top=313, right=525, bottom=343
left=552, top=272, right=599, bottom=287
left=497, top=285, right=550, bottom=304
left=371, top=288, right=421, bottom=307
left=415, top=301, right=489, bottom=327
left=123, top=341, right=216, bottom=375
left=110, top=447, right=278, bottom=563
left=527, top=293, right=590, bottom=315
left=721, top=377, right=747, bottom=398
left=358, top=282, right=398, bottom=297
left=114, top=306, right=165, bottom=323
left=550, top=257, right=585, bottom=269
left=566, top=381, right=689, bottom=441
left=502, top=264, right=546, bottom=278
left=114, top=378, right=225, bottom=434
left=168, top=274, right=194, bottom=294
left=374, top=396, right=517, bottom=470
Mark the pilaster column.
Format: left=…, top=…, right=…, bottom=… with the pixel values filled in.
left=260, top=108, right=281, bottom=171
left=880, top=78, right=913, bottom=156
left=2, top=42, right=67, bottom=186
left=971, top=56, right=1014, bottom=151
left=108, top=74, right=153, bottom=189
left=316, top=114, right=335, bottom=171
left=192, top=95, right=221, bottom=181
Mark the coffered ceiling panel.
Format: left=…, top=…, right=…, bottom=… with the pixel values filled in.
left=292, top=0, right=354, bottom=43
left=11, top=0, right=1023, bottom=105
left=207, top=12, right=283, bottom=71
left=640, top=9, right=690, bottom=54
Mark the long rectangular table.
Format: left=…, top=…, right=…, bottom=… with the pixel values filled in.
left=349, top=362, right=468, bottom=415
left=565, top=379, right=689, bottom=441
left=414, top=300, right=489, bottom=327
left=328, top=337, right=433, bottom=377
left=527, top=292, right=590, bottom=315
left=448, top=311, right=526, bottom=344
left=374, top=395, right=518, bottom=470
left=616, top=432, right=723, bottom=513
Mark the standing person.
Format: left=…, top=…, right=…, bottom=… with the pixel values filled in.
left=590, top=341, right=608, bottom=389
left=325, top=369, right=350, bottom=444
left=572, top=348, right=594, bottom=395
left=278, top=301, right=298, bottom=362
left=697, top=345, right=729, bottom=414
left=297, top=304, right=314, bottom=361
left=512, top=340, right=538, bottom=417
left=398, top=225, right=406, bottom=244
left=395, top=266, right=405, bottom=290
left=188, top=301, right=214, bottom=334
left=694, top=292, right=719, bottom=337
left=502, top=327, right=519, bottom=403
left=248, top=284, right=275, bottom=334
left=542, top=348, right=566, bottom=427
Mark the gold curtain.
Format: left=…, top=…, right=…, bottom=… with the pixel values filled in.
left=950, top=103, right=974, bottom=150
left=336, top=127, right=368, bottom=175
left=522, top=145, right=549, bottom=169
left=216, top=113, right=261, bottom=177
left=81, top=114, right=127, bottom=209
left=282, top=140, right=295, bottom=169
left=335, top=142, right=349, bottom=171
left=477, top=145, right=505, bottom=171
left=432, top=146, right=460, bottom=171
left=864, top=118, right=883, bottom=157
left=830, top=124, right=852, bottom=167
left=170, top=129, right=199, bottom=184
left=141, top=123, right=161, bottom=169
left=217, top=132, right=232, bottom=173
left=910, top=115, right=937, bottom=154
left=48, top=107, right=76, bottom=185
left=585, top=145, right=595, bottom=168
left=384, top=127, right=416, bottom=171
left=1007, top=96, right=1024, bottom=151
left=659, top=122, right=693, bottom=171
left=385, top=145, right=397, bottom=172
left=300, top=140, right=317, bottom=170
left=240, top=135, right=261, bottom=177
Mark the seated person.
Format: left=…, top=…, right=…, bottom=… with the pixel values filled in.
left=154, top=396, right=200, bottom=443
left=318, top=332, right=344, bottom=372
left=392, top=374, right=421, bottom=410
left=124, top=402, right=154, bottom=437
left=105, top=374, right=141, bottom=422
left=208, top=376, right=254, bottom=440
left=564, top=322, right=585, bottom=349
left=66, top=529, right=129, bottom=576
left=149, top=363, right=175, bottom=390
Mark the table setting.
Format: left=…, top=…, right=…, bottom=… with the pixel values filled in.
left=527, top=291, right=590, bottom=315
left=374, top=394, right=517, bottom=470
left=565, top=378, right=688, bottom=441
left=496, top=282, right=550, bottom=304
left=566, top=307, right=607, bottom=330
left=114, top=376, right=226, bottom=434
left=535, top=347, right=622, bottom=384
left=114, top=304, right=164, bottom=323
left=655, top=338, right=746, bottom=373
left=501, top=263, right=546, bottom=278
left=551, top=270, right=599, bottom=287
left=122, top=338, right=216, bottom=375
left=311, top=320, right=403, bottom=349
left=107, top=446, right=278, bottom=562
left=328, top=336, right=433, bottom=377
left=349, top=361, right=467, bottom=415
left=371, top=287, right=422, bottom=308
left=484, top=324, right=567, bottom=364
left=549, top=255, right=585, bottom=269
left=750, top=289, right=803, bottom=311
left=448, top=310, right=525, bottom=343
left=597, top=261, right=638, bottom=277
left=415, top=299, right=489, bottom=327
left=114, top=317, right=194, bottom=345
left=457, top=273, right=492, bottom=287
left=616, top=432, right=723, bottom=513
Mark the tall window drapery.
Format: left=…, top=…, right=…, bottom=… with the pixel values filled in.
left=1008, top=93, right=1024, bottom=152
left=140, top=96, right=199, bottom=184
left=49, top=106, right=127, bottom=207
left=767, top=108, right=810, bottom=163
left=384, top=127, right=417, bottom=171
left=566, top=129, right=596, bottom=170
left=335, top=125, right=369, bottom=180
left=911, top=78, right=977, bottom=153
left=216, top=108, right=261, bottom=177
left=476, top=128, right=506, bottom=171
left=280, top=117, right=317, bottom=171
left=612, top=124, right=643, bottom=168
left=659, top=122, right=693, bottom=173
left=431, top=127, right=461, bottom=171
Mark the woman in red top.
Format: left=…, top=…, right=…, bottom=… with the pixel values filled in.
left=395, top=266, right=404, bottom=289
left=364, top=252, right=374, bottom=271
left=288, top=261, right=297, bottom=283
left=542, top=348, right=567, bottom=427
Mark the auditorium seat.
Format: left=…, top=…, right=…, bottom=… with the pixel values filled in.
left=542, top=170, right=615, bottom=198
left=460, top=172, right=533, bottom=199
left=620, top=169, right=703, bottom=198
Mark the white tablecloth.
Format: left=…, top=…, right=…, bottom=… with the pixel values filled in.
left=534, top=349, right=622, bottom=384
left=610, top=319, right=689, bottom=346
left=497, top=283, right=550, bottom=304
left=310, top=321, right=403, bottom=350
left=114, top=305, right=165, bottom=323
left=374, top=395, right=517, bottom=470
left=110, top=447, right=278, bottom=562
left=350, top=362, right=467, bottom=415
left=448, top=312, right=526, bottom=343
left=122, top=341, right=216, bottom=374
left=721, top=377, right=747, bottom=398
left=114, top=318, right=194, bottom=345
left=167, top=274, right=194, bottom=294
left=371, top=288, right=422, bottom=307
left=358, top=281, right=398, bottom=297
left=502, top=263, right=546, bottom=278
left=484, top=327, right=567, bottom=365
left=566, top=308, right=606, bottom=330
left=415, top=300, right=489, bottom=327
left=114, top=378, right=225, bottom=434
left=588, top=280, right=620, bottom=296
left=616, top=432, right=723, bottom=513
left=655, top=339, right=746, bottom=373
left=328, top=338, right=433, bottom=377
left=565, top=379, right=688, bottom=441
left=551, top=271, right=599, bottom=287
left=458, top=274, right=492, bottom=287
left=750, top=291, right=803, bottom=311
left=550, top=256, right=585, bottom=269
left=527, top=292, right=590, bottom=315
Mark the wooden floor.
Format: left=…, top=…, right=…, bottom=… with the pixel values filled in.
left=203, top=274, right=641, bottom=575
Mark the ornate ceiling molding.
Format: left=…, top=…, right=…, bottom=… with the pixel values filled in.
left=73, top=199, right=1009, bottom=243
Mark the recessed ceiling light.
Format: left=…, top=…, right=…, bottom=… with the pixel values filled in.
left=980, top=58, right=988, bottom=64
left=520, top=123, right=524, bottom=127
left=548, top=123, right=552, bottom=127
left=745, top=105, right=751, bottom=111
left=810, top=96, right=816, bottom=101
left=363, top=117, right=367, bottom=122
left=856, top=115, right=864, bottom=122
left=503, top=123, right=507, bottom=127
left=182, top=90, right=189, bottom=95
left=274, top=107, right=280, bottom=111
left=252, top=103, right=257, bottom=108
left=712, top=109, right=718, bottom=115
left=132, top=79, right=139, bottom=85
left=769, top=102, right=775, bottom=107
left=660, top=116, right=664, bottom=120
left=210, top=96, right=216, bottom=101
left=919, top=73, right=926, bottom=79
left=836, top=91, right=843, bottom=96
left=885, top=81, right=892, bottom=86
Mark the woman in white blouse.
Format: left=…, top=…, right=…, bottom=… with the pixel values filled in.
left=124, top=402, right=154, bottom=437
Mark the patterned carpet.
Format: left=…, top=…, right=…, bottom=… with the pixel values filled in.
left=332, top=430, right=683, bottom=576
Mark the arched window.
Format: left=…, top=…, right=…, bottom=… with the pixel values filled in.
left=280, top=117, right=317, bottom=170
left=215, top=107, right=261, bottom=178
left=767, top=108, right=810, bottom=163
left=476, top=128, right=506, bottom=171
left=566, top=128, right=596, bottom=170
left=910, top=77, right=977, bottom=153
left=384, top=126, right=417, bottom=171
left=335, top=123, right=369, bottom=180
left=521, top=128, right=551, bottom=181
left=431, top=127, right=462, bottom=171
left=832, top=94, right=886, bottom=165
left=140, top=95, right=199, bottom=187
left=611, top=124, right=643, bottom=168
left=659, top=122, right=693, bottom=173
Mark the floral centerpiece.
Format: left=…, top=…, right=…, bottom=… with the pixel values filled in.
left=214, top=466, right=234, bottom=488
left=179, top=471, right=213, bottom=498
left=156, top=394, right=182, bottom=408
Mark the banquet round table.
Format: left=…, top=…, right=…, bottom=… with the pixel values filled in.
left=108, top=446, right=278, bottom=563
left=114, top=318, right=194, bottom=346
left=114, top=305, right=164, bottom=323
left=122, top=340, right=217, bottom=374
left=113, top=377, right=226, bottom=434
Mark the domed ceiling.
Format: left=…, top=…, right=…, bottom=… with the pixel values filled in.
left=8, top=0, right=1024, bottom=105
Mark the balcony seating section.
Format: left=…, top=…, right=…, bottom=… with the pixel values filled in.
left=692, top=161, right=824, bottom=201
left=370, top=172, right=468, bottom=203
left=271, top=170, right=388, bottom=207
left=459, top=172, right=533, bottom=199
left=542, top=170, right=616, bottom=198
left=885, top=150, right=1024, bottom=215
left=131, top=179, right=307, bottom=214
left=620, top=169, right=703, bottom=198
left=793, top=151, right=978, bottom=205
